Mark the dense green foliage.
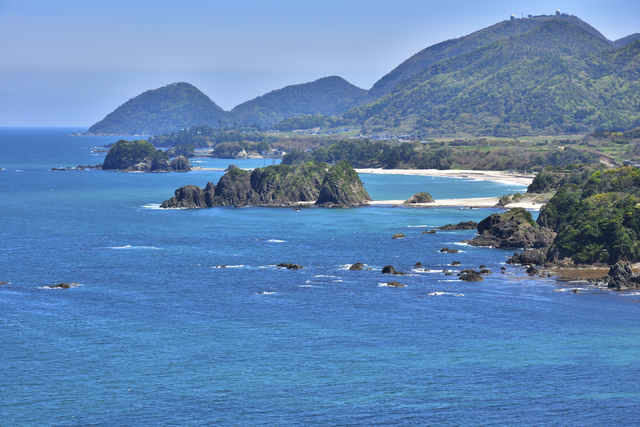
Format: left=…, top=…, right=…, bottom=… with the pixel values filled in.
left=368, top=14, right=607, bottom=98
left=103, top=139, right=168, bottom=169
left=283, top=140, right=451, bottom=169
left=149, top=126, right=275, bottom=148
left=272, top=115, right=348, bottom=131
left=166, top=143, right=196, bottom=158
left=346, top=20, right=640, bottom=137
left=212, top=141, right=270, bottom=157
left=85, top=83, right=233, bottom=136
left=538, top=166, right=640, bottom=263
left=231, top=76, right=367, bottom=128
left=527, top=164, right=602, bottom=193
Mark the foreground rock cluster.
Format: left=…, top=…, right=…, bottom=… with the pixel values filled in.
left=161, top=161, right=371, bottom=208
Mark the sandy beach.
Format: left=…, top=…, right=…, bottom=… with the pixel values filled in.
left=355, top=168, right=535, bottom=186
left=357, top=168, right=540, bottom=209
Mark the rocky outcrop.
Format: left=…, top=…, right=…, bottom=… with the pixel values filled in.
left=403, top=192, right=434, bottom=204
left=459, top=270, right=484, bottom=282
left=467, top=208, right=556, bottom=249
left=103, top=139, right=191, bottom=172
left=315, top=161, right=372, bottom=207
left=161, top=161, right=371, bottom=208
left=385, top=281, right=406, bottom=287
left=607, top=262, right=640, bottom=290
left=392, top=233, right=405, bottom=239
left=435, top=221, right=478, bottom=231
left=349, top=262, right=365, bottom=270
left=381, top=265, right=408, bottom=275
left=507, top=248, right=549, bottom=265
left=440, top=247, right=459, bottom=254
left=160, top=182, right=216, bottom=208
left=277, top=263, right=303, bottom=270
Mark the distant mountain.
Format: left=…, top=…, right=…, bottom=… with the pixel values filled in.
left=614, top=33, right=640, bottom=48
left=231, top=76, right=367, bottom=128
left=84, top=83, right=233, bottom=136
left=368, top=14, right=611, bottom=99
left=345, top=19, right=640, bottom=136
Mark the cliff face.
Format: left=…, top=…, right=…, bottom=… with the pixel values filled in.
left=161, top=161, right=371, bottom=208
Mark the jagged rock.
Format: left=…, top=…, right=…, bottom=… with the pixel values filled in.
left=414, top=261, right=422, bottom=268
left=403, top=192, right=434, bottom=204
left=277, top=263, right=303, bottom=270
left=526, top=266, right=539, bottom=275
left=435, top=221, right=478, bottom=231
left=479, top=269, right=492, bottom=274
left=467, top=208, right=556, bottom=249
left=162, top=161, right=371, bottom=208
left=48, top=283, right=71, bottom=289
left=507, top=248, right=548, bottom=265
left=450, top=261, right=461, bottom=266
left=151, top=156, right=173, bottom=172
left=226, top=164, right=239, bottom=171
left=385, top=281, right=406, bottom=287
left=459, top=270, right=484, bottom=282
left=440, top=247, right=459, bottom=254
left=392, top=233, right=405, bottom=239
left=422, top=230, right=436, bottom=234
left=171, top=156, right=191, bottom=172
left=349, top=262, right=365, bottom=271
left=382, top=265, right=396, bottom=274
left=160, top=183, right=215, bottom=208
left=607, top=262, right=640, bottom=290
left=500, top=266, right=506, bottom=270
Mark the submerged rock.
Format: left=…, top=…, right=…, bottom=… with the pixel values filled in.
left=459, top=270, right=484, bottom=282
left=392, top=233, right=405, bottom=239
left=440, top=247, right=459, bottom=254
left=349, top=262, right=365, bottom=271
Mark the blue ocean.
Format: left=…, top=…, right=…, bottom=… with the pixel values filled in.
left=2, top=128, right=640, bottom=426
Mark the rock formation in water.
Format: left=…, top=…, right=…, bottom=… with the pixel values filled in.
left=161, top=161, right=371, bottom=208
left=403, top=192, right=434, bottom=204
left=103, top=140, right=191, bottom=172
left=466, top=208, right=556, bottom=250
left=435, top=221, right=478, bottom=231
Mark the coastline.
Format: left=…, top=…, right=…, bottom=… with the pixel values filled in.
left=368, top=198, right=541, bottom=210
left=355, top=168, right=535, bottom=186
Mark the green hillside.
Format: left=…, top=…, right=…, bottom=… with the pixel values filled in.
left=368, top=14, right=610, bottom=99
left=345, top=20, right=640, bottom=136
left=231, top=76, right=367, bottom=128
left=84, top=83, right=233, bottom=135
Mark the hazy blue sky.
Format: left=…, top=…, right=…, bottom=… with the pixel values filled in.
left=0, top=0, right=637, bottom=127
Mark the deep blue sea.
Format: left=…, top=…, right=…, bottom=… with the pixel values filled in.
left=2, top=128, right=640, bottom=426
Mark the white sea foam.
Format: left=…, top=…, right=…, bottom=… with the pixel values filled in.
left=314, top=275, right=338, bottom=278
left=213, top=265, right=245, bottom=269
left=333, top=280, right=343, bottom=283
left=299, top=285, right=314, bottom=287
left=406, top=225, right=430, bottom=228
left=266, top=239, right=286, bottom=243
left=141, top=204, right=163, bottom=210
left=110, top=245, right=162, bottom=250
left=256, top=291, right=275, bottom=295
left=428, top=291, right=446, bottom=295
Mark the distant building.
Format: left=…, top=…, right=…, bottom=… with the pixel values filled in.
left=556, top=10, right=561, bottom=15
left=510, top=14, right=516, bottom=20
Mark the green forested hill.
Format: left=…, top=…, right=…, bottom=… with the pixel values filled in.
left=231, top=76, right=367, bottom=128
left=345, top=20, right=640, bottom=136
left=614, top=33, right=640, bottom=48
left=367, top=15, right=611, bottom=99
left=84, top=83, right=233, bottom=135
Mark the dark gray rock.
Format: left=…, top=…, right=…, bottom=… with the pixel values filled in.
left=607, top=262, right=640, bottom=290
left=392, top=233, right=405, bottom=239
left=277, top=263, right=303, bottom=270
left=467, top=208, right=556, bottom=250
left=171, top=156, right=191, bottom=172
left=459, top=270, right=484, bottom=282
left=160, top=183, right=215, bottom=208
left=507, top=248, right=548, bottom=265
left=349, top=262, right=365, bottom=271
left=382, top=265, right=396, bottom=274
left=385, top=281, right=406, bottom=287
left=435, top=221, right=478, bottom=231
left=440, top=247, right=459, bottom=254
left=403, top=192, right=434, bottom=204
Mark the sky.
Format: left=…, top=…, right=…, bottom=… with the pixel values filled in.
left=0, top=0, right=638, bottom=127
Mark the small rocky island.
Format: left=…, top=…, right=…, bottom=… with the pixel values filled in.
left=161, top=161, right=371, bottom=208
left=101, top=139, right=191, bottom=172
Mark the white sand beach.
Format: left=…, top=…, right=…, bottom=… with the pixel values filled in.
left=355, top=168, right=535, bottom=186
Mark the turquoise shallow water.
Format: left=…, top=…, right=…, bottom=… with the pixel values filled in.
left=2, top=128, right=640, bottom=426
